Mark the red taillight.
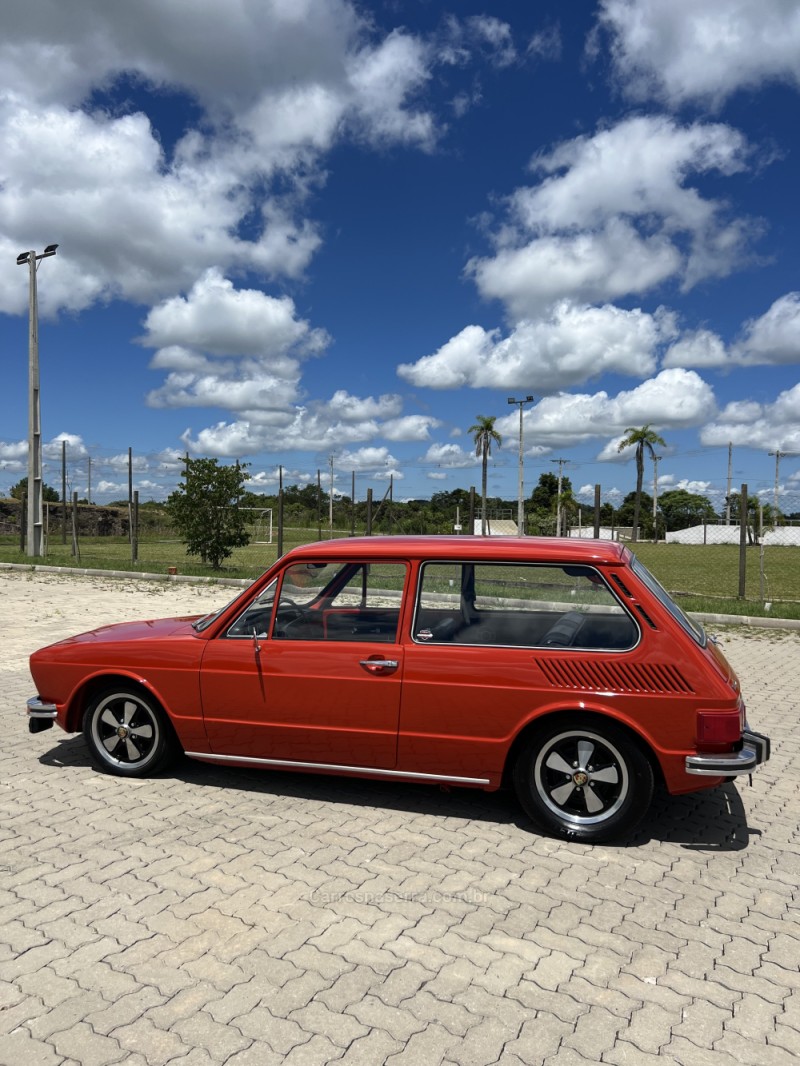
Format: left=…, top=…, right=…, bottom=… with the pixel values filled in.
left=696, top=711, right=741, bottom=747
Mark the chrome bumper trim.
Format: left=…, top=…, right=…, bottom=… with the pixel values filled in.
left=686, top=729, right=770, bottom=777
left=27, top=697, right=57, bottom=719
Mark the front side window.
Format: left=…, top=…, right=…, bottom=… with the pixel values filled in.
left=272, top=560, right=407, bottom=642
left=226, top=577, right=278, bottom=638
left=414, top=561, right=637, bottom=650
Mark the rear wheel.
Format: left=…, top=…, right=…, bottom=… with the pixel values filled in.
left=513, top=717, right=654, bottom=842
left=84, top=687, right=176, bottom=777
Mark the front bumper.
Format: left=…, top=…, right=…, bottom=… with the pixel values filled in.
left=27, top=696, right=57, bottom=734
left=685, top=729, right=771, bottom=777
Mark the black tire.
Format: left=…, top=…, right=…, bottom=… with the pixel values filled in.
left=83, top=687, right=177, bottom=777
left=513, top=716, right=654, bottom=843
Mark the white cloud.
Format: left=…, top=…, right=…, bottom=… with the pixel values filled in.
left=154, top=448, right=188, bottom=471
left=0, top=106, right=323, bottom=315
left=346, top=31, right=436, bottom=149
left=181, top=422, right=266, bottom=458
left=326, top=390, right=403, bottom=422
left=658, top=476, right=714, bottom=495
left=337, top=447, right=398, bottom=471
left=600, top=0, right=800, bottom=107
left=148, top=366, right=303, bottom=415
left=178, top=384, right=413, bottom=457
left=663, top=329, right=728, bottom=369
left=0, top=2, right=473, bottom=317
left=732, top=292, right=800, bottom=365
left=373, top=467, right=403, bottom=481
left=422, top=442, right=479, bottom=469
left=106, top=453, right=150, bottom=473
left=143, top=271, right=333, bottom=418
left=526, top=369, right=716, bottom=453
left=0, top=440, right=28, bottom=462
left=470, top=221, right=680, bottom=318
left=468, top=116, right=755, bottom=317
left=142, top=269, right=328, bottom=359
left=381, top=415, right=441, bottom=441
left=247, top=467, right=313, bottom=491
left=399, top=302, right=674, bottom=391
left=701, top=383, right=800, bottom=452
left=663, top=293, right=800, bottom=370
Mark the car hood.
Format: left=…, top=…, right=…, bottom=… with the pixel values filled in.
left=49, top=616, right=201, bottom=648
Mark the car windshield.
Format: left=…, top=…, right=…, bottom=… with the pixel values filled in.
left=631, top=555, right=706, bottom=646
left=191, top=587, right=251, bottom=632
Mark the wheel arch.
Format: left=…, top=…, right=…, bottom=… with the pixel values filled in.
left=67, top=673, right=175, bottom=741
left=502, top=708, right=664, bottom=791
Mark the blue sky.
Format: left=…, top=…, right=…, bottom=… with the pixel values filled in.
left=1, top=0, right=800, bottom=513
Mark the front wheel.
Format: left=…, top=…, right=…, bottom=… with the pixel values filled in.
left=84, top=687, right=177, bottom=777
left=513, top=717, right=654, bottom=843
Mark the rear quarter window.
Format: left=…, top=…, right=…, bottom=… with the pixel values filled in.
left=414, top=561, right=638, bottom=650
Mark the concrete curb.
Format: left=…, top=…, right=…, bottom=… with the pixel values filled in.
left=0, top=561, right=251, bottom=589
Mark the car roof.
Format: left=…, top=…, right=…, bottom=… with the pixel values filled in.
left=284, top=535, right=632, bottom=566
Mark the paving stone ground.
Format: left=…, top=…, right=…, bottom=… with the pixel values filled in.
left=1, top=571, right=798, bottom=1066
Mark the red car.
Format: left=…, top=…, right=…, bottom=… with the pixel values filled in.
left=27, top=536, right=770, bottom=842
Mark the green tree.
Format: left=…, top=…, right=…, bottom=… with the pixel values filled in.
left=9, top=476, right=60, bottom=503
left=469, top=415, right=502, bottom=535
left=167, top=458, right=251, bottom=569
left=658, top=489, right=717, bottom=532
left=617, top=425, right=666, bottom=542
left=617, top=490, right=654, bottom=538
left=529, top=472, right=574, bottom=534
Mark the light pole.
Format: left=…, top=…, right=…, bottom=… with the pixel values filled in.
left=652, top=455, right=661, bottom=543
left=16, top=244, right=58, bottom=557
left=550, top=457, right=569, bottom=536
left=507, top=395, right=534, bottom=535
left=768, top=449, right=796, bottom=529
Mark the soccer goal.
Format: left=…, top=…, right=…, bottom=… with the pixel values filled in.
left=240, top=507, right=273, bottom=544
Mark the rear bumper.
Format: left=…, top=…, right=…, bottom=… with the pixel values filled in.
left=685, top=729, right=771, bottom=777
left=27, top=696, right=57, bottom=734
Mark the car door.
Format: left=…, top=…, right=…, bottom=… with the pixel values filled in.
left=199, top=560, right=408, bottom=769
left=399, top=560, right=639, bottom=779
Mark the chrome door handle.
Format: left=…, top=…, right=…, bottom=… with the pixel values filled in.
left=359, top=658, right=399, bottom=674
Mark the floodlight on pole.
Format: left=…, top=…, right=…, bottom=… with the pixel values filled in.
left=16, top=243, right=58, bottom=557
left=768, top=449, right=796, bottom=530
left=507, top=395, right=534, bottom=535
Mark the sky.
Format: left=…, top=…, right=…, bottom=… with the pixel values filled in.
left=1, top=0, right=800, bottom=515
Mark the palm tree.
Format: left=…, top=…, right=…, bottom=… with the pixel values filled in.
left=469, top=415, right=502, bottom=535
left=617, top=424, right=666, bottom=542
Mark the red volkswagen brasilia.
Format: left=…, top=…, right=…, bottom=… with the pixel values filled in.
left=27, top=536, right=770, bottom=842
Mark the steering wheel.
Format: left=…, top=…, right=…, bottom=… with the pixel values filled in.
left=274, top=597, right=305, bottom=636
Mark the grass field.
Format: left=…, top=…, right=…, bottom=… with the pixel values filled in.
left=1, top=533, right=798, bottom=619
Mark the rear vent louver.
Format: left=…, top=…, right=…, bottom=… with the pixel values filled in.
left=535, top=658, right=695, bottom=694
left=611, top=575, right=633, bottom=598
left=610, top=574, right=658, bottom=630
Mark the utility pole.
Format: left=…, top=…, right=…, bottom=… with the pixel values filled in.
left=61, top=439, right=67, bottom=544
left=652, top=455, right=661, bottom=543
left=768, top=449, right=793, bottom=529
left=328, top=454, right=335, bottom=536
left=507, top=395, right=534, bottom=535
left=16, top=243, right=58, bottom=556
left=87, top=456, right=92, bottom=505
left=550, top=457, right=569, bottom=536
left=726, top=442, right=732, bottom=525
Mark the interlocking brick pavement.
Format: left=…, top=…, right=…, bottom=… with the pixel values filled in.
left=1, top=570, right=799, bottom=1065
